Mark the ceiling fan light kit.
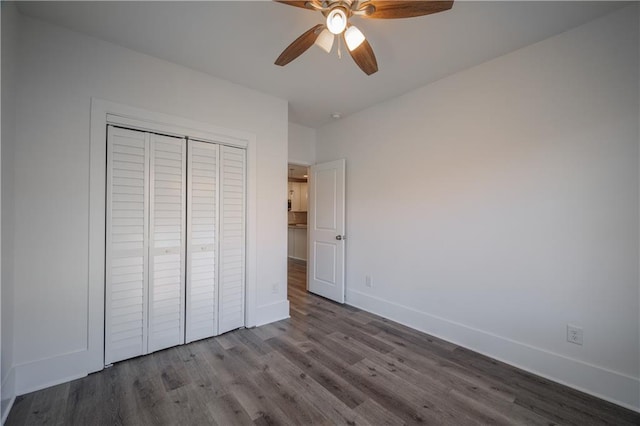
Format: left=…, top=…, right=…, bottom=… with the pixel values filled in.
left=327, top=7, right=348, bottom=33
left=344, top=25, right=365, bottom=51
left=274, top=0, right=454, bottom=75
left=315, top=28, right=335, bottom=53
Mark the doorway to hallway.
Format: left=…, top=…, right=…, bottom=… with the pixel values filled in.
left=287, top=163, right=309, bottom=299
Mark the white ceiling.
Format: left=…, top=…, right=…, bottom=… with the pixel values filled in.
left=18, top=1, right=625, bottom=128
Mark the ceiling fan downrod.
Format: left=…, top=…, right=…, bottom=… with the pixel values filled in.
left=302, top=1, right=376, bottom=16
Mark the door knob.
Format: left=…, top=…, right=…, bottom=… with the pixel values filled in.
left=336, top=235, right=345, bottom=240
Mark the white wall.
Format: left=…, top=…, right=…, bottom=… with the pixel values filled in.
left=1, top=2, right=19, bottom=420
left=8, top=14, right=289, bottom=395
left=317, top=6, right=639, bottom=410
left=288, top=122, right=316, bottom=165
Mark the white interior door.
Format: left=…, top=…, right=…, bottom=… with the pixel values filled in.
left=308, top=159, right=346, bottom=303
left=105, top=126, right=150, bottom=364
left=186, top=140, right=219, bottom=342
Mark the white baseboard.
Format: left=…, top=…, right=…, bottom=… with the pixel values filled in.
left=255, top=300, right=290, bottom=327
left=2, top=291, right=637, bottom=419
left=1, top=368, right=16, bottom=425
left=13, top=350, right=89, bottom=396
left=1, top=395, right=15, bottom=425
left=347, top=288, right=640, bottom=413
left=2, top=297, right=290, bottom=407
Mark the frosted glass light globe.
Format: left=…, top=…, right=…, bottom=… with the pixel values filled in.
left=345, top=26, right=365, bottom=51
left=326, top=8, right=347, bottom=34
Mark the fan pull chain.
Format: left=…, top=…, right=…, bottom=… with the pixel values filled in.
left=337, top=36, right=342, bottom=59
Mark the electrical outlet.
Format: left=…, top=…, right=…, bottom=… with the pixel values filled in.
left=567, top=324, right=583, bottom=345
left=365, top=275, right=373, bottom=288
left=271, top=283, right=279, bottom=294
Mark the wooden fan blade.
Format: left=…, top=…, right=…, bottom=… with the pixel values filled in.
left=275, top=24, right=324, bottom=67
left=362, top=1, right=453, bottom=19
left=275, top=1, right=321, bottom=11
left=346, top=37, right=378, bottom=75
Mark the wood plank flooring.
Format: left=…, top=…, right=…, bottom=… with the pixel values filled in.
left=6, top=259, right=640, bottom=425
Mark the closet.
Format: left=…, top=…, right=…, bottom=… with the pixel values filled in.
left=105, top=126, right=245, bottom=365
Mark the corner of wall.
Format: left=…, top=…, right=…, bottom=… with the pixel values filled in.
left=1, top=1, right=20, bottom=422
left=288, top=122, right=317, bottom=165
left=637, top=1, right=640, bottom=413
left=255, top=300, right=290, bottom=327
left=0, top=367, right=15, bottom=425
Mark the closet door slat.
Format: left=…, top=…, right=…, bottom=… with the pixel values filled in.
left=106, top=126, right=150, bottom=364
left=186, top=141, right=219, bottom=342
left=218, top=145, right=246, bottom=334
left=148, top=134, right=187, bottom=352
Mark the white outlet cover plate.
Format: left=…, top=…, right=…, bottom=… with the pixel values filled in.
left=567, top=324, right=583, bottom=345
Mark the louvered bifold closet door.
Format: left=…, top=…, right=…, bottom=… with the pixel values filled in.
left=148, top=134, right=187, bottom=352
left=106, top=126, right=150, bottom=365
left=218, top=145, right=246, bottom=334
left=186, top=140, right=219, bottom=342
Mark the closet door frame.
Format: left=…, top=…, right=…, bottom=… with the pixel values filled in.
left=89, top=98, right=256, bottom=372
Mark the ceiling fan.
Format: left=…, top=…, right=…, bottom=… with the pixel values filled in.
left=274, top=1, right=454, bottom=75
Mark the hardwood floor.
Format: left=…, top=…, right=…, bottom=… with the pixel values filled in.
left=6, top=259, right=640, bottom=425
